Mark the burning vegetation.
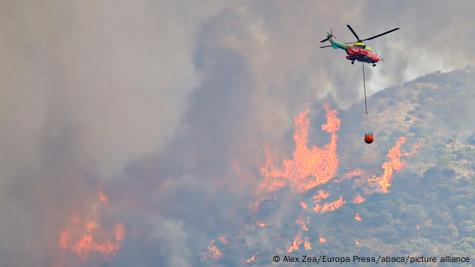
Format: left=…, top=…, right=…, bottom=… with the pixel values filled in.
left=259, top=104, right=340, bottom=193
left=204, top=103, right=420, bottom=262
left=56, top=191, right=125, bottom=265
left=249, top=103, right=420, bottom=255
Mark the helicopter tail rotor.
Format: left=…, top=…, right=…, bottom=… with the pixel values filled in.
left=320, top=28, right=335, bottom=43
left=320, top=34, right=332, bottom=43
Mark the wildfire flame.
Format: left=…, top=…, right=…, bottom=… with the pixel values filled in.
left=287, top=235, right=302, bottom=253
left=253, top=104, right=420, bottom=256
left=256, top=220, right=268, bottom=228
left=287, top=234, right=312, bottom=253
left=205, top=240, right=223, bottom=260
left=370, top=136, right=418, bottom=193
left=58, top=191, right=125, bottom=261
left=98, top=191, right=109, bottom=206
left=353, top=194, right=366, bottom=204
left=257, top=104, right=348, bottom=215
left=259, top=104, right=340, bottom=193
left=313, top=190, right=330, bottom=203
left=245, top=255, right=256, bottom=264
left=304, top=239, right=312, bottom=250
left=319, top=236, right=327, bottom=244
left=204, top=236, right=229, bottom=261
left=312, top=197, right=345, bottom=214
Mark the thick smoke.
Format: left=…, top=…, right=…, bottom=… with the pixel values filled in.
left=0, top=0, right=224, bottom=265
left=1, top=1, right=474, bottom=266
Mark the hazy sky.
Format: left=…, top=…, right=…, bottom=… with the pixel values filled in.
left=1, top=1, right=474, bottom=266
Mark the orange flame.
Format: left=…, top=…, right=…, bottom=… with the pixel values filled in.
left=379, top=136, right=406, bottom=192
left=206, top=240, right=223, bottom=260
left=260, top=104, right=340, bottom=193
left=319, top=236, right=327, bottom=244
left=299, top=201, right=308, bottom=210
left=313, top=190, right=330, bottom=203
left=256, top=104, right=351, bottom=216
left=287, top=235, right=302, bottom=253
left=256, top=221, right=268, bottom=228
left=353, top=194, right=366, bottom=204
left=245, top=255, right=256, bottom=264
left=58, top=192, right=125, bottom=260
left=72, top=224, right=124, bottom=257
left=370, top=136, right=411, bottom=193
left=312, top=197, right=345, bottom=213
left=98, top=191, right=109, bottom=205
left=304, top=239, right=312, bottom=250
left=250, top=104, right=422, bottom=257
left=58, top=231, right=69, bottom=249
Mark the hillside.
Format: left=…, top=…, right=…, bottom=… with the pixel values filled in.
left=341, top=66, right=475, bottom=178
left=333, top=66, right=475, bottom=264
left=201, top=66, right=475, bottom=266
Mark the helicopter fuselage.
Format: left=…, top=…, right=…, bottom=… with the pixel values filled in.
left=329, top=40, right=382, bottom=64
left=346, top=46, right=382, bottom=64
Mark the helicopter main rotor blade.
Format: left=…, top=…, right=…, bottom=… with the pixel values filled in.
left=347, top=24, right=361, bottom=41
left=362, top=28, right=399, bottom=41
left=320, top=45, right=332, bottom=48
left=320, top=37, right=329, bottom=43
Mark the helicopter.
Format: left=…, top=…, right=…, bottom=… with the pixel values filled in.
left=320, top=25, right=399, bottom=66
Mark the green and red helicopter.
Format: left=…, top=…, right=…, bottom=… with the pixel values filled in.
left=320, top=25, right=399, bottom=144
left=320, top=24, right=399, bottom=66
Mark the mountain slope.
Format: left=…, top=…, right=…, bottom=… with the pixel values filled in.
left=223, top=66, right=475, bottom=266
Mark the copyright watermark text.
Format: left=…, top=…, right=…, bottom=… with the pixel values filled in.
left=271, top=255, right=471, bottom=264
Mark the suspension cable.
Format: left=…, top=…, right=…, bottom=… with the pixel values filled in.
left=362, top=63, right=368, bottom=115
